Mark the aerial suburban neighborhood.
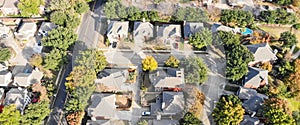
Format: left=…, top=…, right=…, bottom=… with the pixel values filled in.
left=0, top=0, right=300, bottom=125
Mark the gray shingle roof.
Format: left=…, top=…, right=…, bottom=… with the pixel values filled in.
left=88, top=94, right=116, bottom=119
left=246, top=43, right=277, bottom=63
left=241, top=115, right=261, bottom=125
left=184, top=22, right=204, bottom=38
left=244, top=67, right=268, bottom=88
left=5, top=88, right=26, bottom=110
left=162, top=92, right=184, bottom=114
left=238, top=87, right=268, bottom=100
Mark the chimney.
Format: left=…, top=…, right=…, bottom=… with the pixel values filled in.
left=142, top=18, right=145, bottom=22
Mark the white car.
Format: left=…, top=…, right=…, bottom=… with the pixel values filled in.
left=142, top=111, right=151, bottom=116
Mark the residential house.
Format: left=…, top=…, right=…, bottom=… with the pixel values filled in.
left=0, top=23, right=10, bottom=37
left=133, top=22, right=154, bottom=42
left=87, top=93, right=132, bottom=122
left=95, top=68, right=136, bottom=92
left=13, top=67, right=43, bottom=87
left=86, top=120, right=129, bottom=125
left=157, top=24, right=181, bottom=46
left=5, top=88, right=31, bottom=113
left=38, top=22, right=57, bottom=37
left=150, top=91, right=185, bottom=116
left=150, top=68, right=184, bottom=91
left=0, top=0, right=19, bottom=16
left=246, top=43, right=277, bottom=66
left=0, top=88, right=5, bottom=105
left=237, top=87, right=268, bottom=114
left=226, top=0, right=254, bottom=7
left=243, top=67, right=268, bottom=89
left=106, top=21, right=129, bottom=47
left=240, top=115, right=261, bottom=125
left=183, top=22, right=204, bottom=40
left=0, top=70, right=12, bottom=86
left=14, top=22, right=37, bottom=41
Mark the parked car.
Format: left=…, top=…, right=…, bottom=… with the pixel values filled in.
left=142, top=111, right=151, bottom=116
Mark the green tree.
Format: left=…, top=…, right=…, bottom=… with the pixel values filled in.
left=43, top=49, right=65, bottom=70
left=95, top=50, right=108, bottom=73
left=260, top=8, right=297, bottom=24
left=104, top=0, right=120, bottom=19
left=21, top=101, right=50, bottom=125
left=180, top=112, right=202, bottom=125
left=220, top=9, right=254, bottom=27
left=273, top=0, right=293, bottom=6
left=29, top=54, right=43, bottom=67
left=127, top=6, right=141, bottom=21
left=212, top=95, right=245, bottom=125
left=172, top=7, right=207, bottom=22
left=18, top=0, right=42, bottom=17
left=74, top=1, right=89, bottom=14
left=181, top=57, right=208, bottom=84
left=142, top=56, right=158, bottom=71
left=189, top=28, right=212, bottom=50
left=165, top=55, right=180, bottom=68
left=66, top=13, right=80, bottom=28
left=263, top=98, right=294, bottom=124
left=0, top=105, right=21, bottom=125
left=0, top=48, right=11, bottom=62
left=50, top=11, right=68, bottom=26
left=49, top=0, right=72, bottom=11
left=42, top=27, right=77, bottom=51
left=279, top=31, right=298, bottom=48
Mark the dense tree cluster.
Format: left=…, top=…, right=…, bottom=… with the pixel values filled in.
left=279, top=31, right=298, bottom=48
left=220, top=9, right=254, bottom=27
left=104, top=1, right=162, bottom=21
left=181, top=57, right=208, bottom=84
left=49, top=0, right=89, bottom=28
left=0, top=48, right=11, bottom=62
left=0, top=105, right=21, bottom=125
left=188, top=88, right=206, bottom=118
left=22, top=101, right=51, bottom=125
left=263, top=98, right=294, bottom=124
left=212, top=95, right=244, bottom=125
left=287, top=59, right=300, bottom=99
left=260, top=8, right=297, bottom=24
left=189, top=28, right=212, bottom=50
left=18, top=0, right=43, bottom=17
left=65, top=49, right=107, bottom=117
left=273, top=0, right=293, bottom=6
left=171, top=7, right=208, bottom=22
left=218, top=31, right=254, bottom=81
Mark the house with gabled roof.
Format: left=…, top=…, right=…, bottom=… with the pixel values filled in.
left=0, top=0, right=19, bottom=16
left=133, top=21, right=154, bottom=42
left=87, top=93, right=133, bottom=122
left=5, top=88, right=31, bottom=113
left=246, top=43, right=277, bottom=66
left=150, top=91, right=185, bottom=116
left=150, top=68, right=184, bottom=91
left=184, top=22, right=204, bottom=40
left=243, top=67, right=268, bottom=89
left=157, top=24, right=181, bottom=46
left=14, top=22, right=37, bottom=41
left=38, top=22, right=57, bottom=37
left=13, top=66, right=43, bottom=87
left=0, top=70, right=12, bottom=86
left=106, top=21, right=129, bottom=47
left=237, top=87, right=268, bottom=115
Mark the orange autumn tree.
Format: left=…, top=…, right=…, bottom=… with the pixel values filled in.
left=288, top=59, right=300, bottom=99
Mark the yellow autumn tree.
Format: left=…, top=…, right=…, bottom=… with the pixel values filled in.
left=142, top=56, right=158, bottom=71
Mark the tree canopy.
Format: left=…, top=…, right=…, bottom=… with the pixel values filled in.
left=189, top=28, right=212, bottom=50
left=288, top=59, right=300, bottom=99
left=263, top=98, right=294, bottom=124
left=42, top=27, right=77, bottom=51
left=29, top=54, right=43, bottom=67
left=218, top=31, right=254, bottom=81
left=21, top=101, right=50, bottom=125
left=171, top=7, right=208, bottom=22
left=279, top=31, right=298, bottom=48
left=0, top=105, right=21, bottom=125
left=142, top=56, right=158, bottom=71
left=181, top=57, right=208, bottom=84
left=260, top=8, right=297, bottom=24
left=180, top=112, right=202, bottom=125
left=0, top=48, right=11, bottom=62
left=18, top=0, right=43, bottom=17
left=220, top=9, right=254, bottom=27
left=273, top=0, right=293, bottom=6
left=212, top=95, right=245, bottom=125
left=165, top=55, right=180, bottom=68
left=43, top=49, right=65, bottom=70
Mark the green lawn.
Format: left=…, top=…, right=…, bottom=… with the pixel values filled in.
left=258, top=25, right=291, bottom=39
left=285, top=97, right=300, bottom=111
